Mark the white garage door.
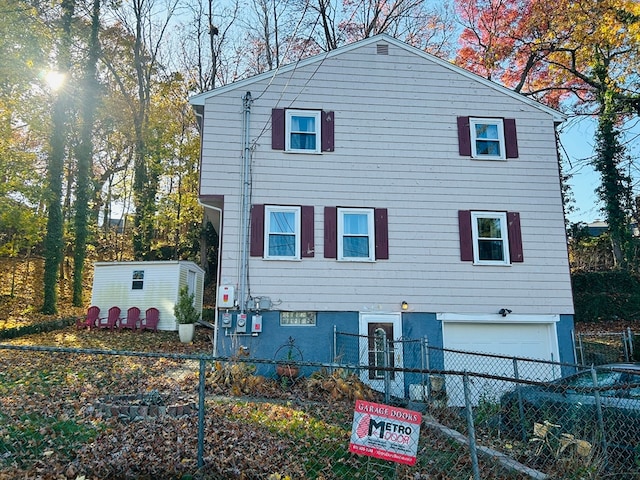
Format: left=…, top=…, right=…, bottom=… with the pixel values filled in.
left=441, top=319, right=561, bottom=406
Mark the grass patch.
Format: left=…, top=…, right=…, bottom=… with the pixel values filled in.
left=0, top=411, right=102, bottom=467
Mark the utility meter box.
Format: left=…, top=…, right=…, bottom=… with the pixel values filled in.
left=236, top=313, right=247, bottom=333
left=221, top=312, right=232, bottom=327
left=217, top=286, right=235, bottom=308
left=251, top=315, right=263, bottom=333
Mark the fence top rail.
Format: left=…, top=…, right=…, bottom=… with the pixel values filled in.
left=336, top=330, right=579, bottom=370
left=576, top=331, right=630, bottom=338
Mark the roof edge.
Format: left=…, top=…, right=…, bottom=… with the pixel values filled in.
left=189, top=34, right=566, bottom=122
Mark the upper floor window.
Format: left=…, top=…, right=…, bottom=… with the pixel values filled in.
left=264, top=205, right=300, bottom=259
left=286, top=110, right=321, bottom=153
left=272, top=108, right=334, bottom=152
left=338, top=208, right=375, bottom=261
left=471, top=212, right=509, bottom=264
left=457, top=116, right=519, bottom=159
left=470, top=118, right=505, bottom=159
left=458, top=210, right=524, bottom=265
left=250, top=204, right=315, bottom=259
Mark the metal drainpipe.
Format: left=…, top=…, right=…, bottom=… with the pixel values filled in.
left=238, top=92, right=252, bottom=314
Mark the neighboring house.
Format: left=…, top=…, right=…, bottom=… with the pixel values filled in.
left=91, top=261, right=204, bottom=331
left=190, top=34, right=575, bottom=398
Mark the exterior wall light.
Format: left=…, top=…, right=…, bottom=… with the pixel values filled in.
left=401, top=301, right=409, bottom=311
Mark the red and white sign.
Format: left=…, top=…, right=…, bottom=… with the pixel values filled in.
left=348, top=400, right=422, bottom=466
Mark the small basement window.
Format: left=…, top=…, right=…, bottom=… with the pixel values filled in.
left=132, top=270, right=144, bottom=290
left=280, top=311, right=317, bottom=326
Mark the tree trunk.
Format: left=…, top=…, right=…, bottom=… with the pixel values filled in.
left=73, top=0, right=101, bottom=306
left=43, top=0, right=75, bottom=314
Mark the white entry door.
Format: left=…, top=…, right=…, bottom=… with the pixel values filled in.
left=359, top=313, right=404, bottom=398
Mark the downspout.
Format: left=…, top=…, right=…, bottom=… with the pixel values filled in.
left=239, top=92, right=253, bottom=314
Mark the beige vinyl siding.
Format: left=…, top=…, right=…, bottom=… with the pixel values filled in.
left=199, top=39, right=573, bottom=315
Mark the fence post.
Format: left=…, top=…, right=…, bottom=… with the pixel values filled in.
left=383, top=331, right=391, bottom=405
left=628, top=327, right=634, bottom=360
left=590, top=366, right=608, bottom=466
left=512, top=358, right=526, bottom=442
left=463, top=373, right=481, bottom=480
left=623, top=330, right=630, bottom=362
left=197, top=357, right=206, bottom=469
left=422, top=336, right=429, bottom=399
left=577, top=333, right=584, bottom=365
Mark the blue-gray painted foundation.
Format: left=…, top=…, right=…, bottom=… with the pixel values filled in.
left=217, top=311, right=576, bottom=391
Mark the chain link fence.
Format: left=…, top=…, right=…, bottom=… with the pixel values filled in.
left=575, top=328, right=636, bottom=365
left=2, top=339, right=640, bottom=479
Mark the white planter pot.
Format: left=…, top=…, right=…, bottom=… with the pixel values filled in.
left=178, top=323, right=195, bottom=343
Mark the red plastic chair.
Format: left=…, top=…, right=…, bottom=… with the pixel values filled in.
left=96, top=306, right=121, bottom=330
left=77, top=306, right=100, bottom=330
left=119, top=307, right=140, bottom=331
left=140, top=308, right=160, bottom=332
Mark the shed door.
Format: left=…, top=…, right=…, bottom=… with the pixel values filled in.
left=442, top=321, right=560, bottom=406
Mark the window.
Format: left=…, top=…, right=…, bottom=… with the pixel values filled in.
left=286, top=110, right=321, bottom=153
left=337, top=208, right=375, bottom=261
left=280, top=311, right=317, bottom=326
left=458, top=210, right=524, bottom=264
left=470, top=118, right=505, bottom=159
left=264, top=205, right=300, bottom=259
left=471, top=212, right=509, bottom=264
left=324, top=206, right=388, bottom=260
left=132, top=270, right=144, bottom=290
left=272, top=108, right=334, bottom=152
left=457, top=116, right=518, bottom=159
left=250, top=204, right=315, bottom=259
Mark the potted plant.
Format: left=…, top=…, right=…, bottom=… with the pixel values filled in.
left=174, top=286, right=199, bottom=343
left=275, top=337, right=303, bottom=379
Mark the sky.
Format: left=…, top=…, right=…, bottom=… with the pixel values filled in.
left=559, top=116, right=640, bottom=225
left=558, top=118, right=602, bottom=225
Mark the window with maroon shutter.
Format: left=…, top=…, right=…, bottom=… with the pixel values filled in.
left=457, top=117, right=518, bottom=159
left=325, top=206, right=388, bottom=261
left=272, top=108, right=334, bottom=152
left=458, top=210, right=523, bottom=264
left=250, top=204, right=314, bottom=259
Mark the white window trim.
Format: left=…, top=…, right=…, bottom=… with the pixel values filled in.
left=471, top=211, right=510, bottom=265
left=337, top=207, right=375, bottom=262
left=264, top=205, right=301, bottom=260
left=470, top=117, right=506, bottom=160
left=285, top=109, right=321, bottom=154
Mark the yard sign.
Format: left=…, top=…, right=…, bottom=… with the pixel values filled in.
left=349, top=400, right=422, bottom=466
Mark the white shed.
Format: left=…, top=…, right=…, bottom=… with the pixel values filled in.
left=90, top=261, right=205, bottom=331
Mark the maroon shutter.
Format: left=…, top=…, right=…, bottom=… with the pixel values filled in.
left=301, top=206, right=315, bottom=258
left=504, top=118, right=519, bottom=158
left=507, top=211, right=524, bottom=262
left=250, top=204, right=265, bottom=257
left=457, top=116, right=471, bottom=156
left=374, top=208, right=389, bottom=260
left=458, top=210, right=473, bottom=261
left=321, top=110, right=334, bottom=152
left=271, top=108, right=285, bottom=150
left=324, top=206, right=337, bottom=258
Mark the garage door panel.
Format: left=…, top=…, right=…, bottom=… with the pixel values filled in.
left=442, top=322, right=561, bottom=406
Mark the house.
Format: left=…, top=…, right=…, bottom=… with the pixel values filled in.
left=190, top=34, right=575, bottom=398
left=90, top=261, right=205, bottom=331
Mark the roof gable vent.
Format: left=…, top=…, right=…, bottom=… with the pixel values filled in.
left=376, top=43, right=389, bottom=55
